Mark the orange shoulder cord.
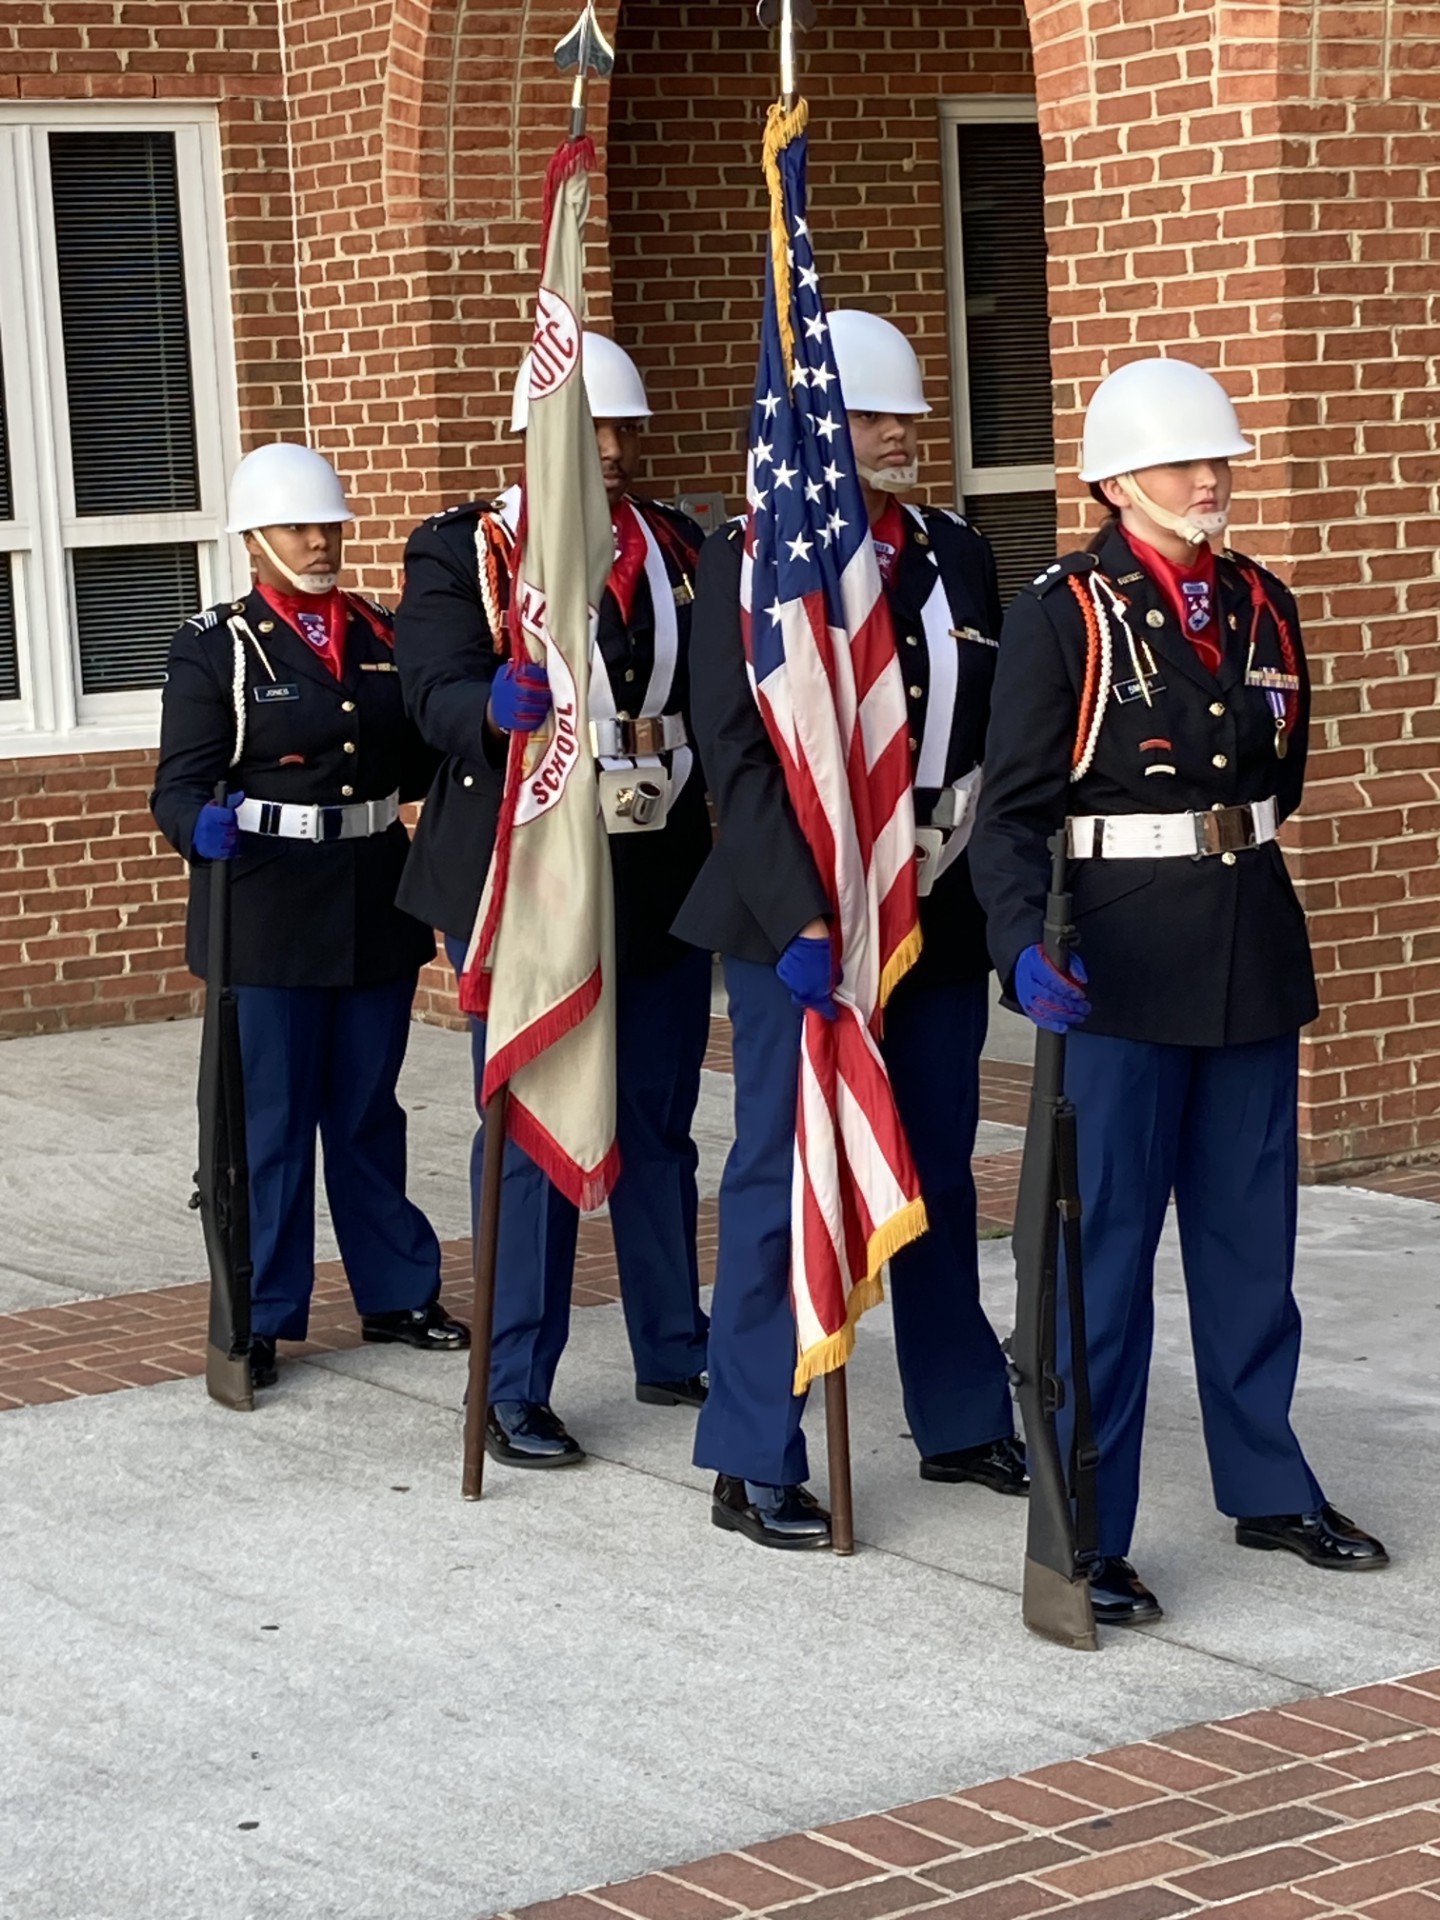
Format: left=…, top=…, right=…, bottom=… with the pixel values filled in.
left=478, top=514, right=514, bottom=656
left=1068, top=573, right=1105, bottom=776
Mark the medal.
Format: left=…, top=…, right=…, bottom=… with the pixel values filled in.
left=1274, top=717, right=1288, bottom=760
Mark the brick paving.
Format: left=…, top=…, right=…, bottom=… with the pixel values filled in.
left=486, top=1677, right=1440, bottom=1920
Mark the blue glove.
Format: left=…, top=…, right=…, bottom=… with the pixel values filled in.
left=490, top=660, right=551, bottom=734
left=193, top=792, right=244, bottom=862
left=776, top=933, right=838, bottom=1021
left=1015, top=945, right=1090, bottom=1034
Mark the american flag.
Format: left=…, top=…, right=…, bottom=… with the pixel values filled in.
left=742, top=104, right=928, bottom=1390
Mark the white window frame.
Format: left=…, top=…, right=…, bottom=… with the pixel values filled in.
left=938, top=97, right=1056, bottom=512
left=0, top=104, right=245, bottom=758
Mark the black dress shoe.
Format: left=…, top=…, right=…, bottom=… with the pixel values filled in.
left=249, top=1336, right=279, bottom=1391
left=360, top=1300, right=470, bottom=1351
left=485, top=1400, right=585, bottom=1468
left=636, top=1374, right=708, bottom=1408
left=1235, top=1503, right=1389, bottom=1570
left=711, top=1474, right=832, bottom=1550
left=919, top=1434, right=1030, bottom=1496
left=1087, top=1556, right=1164, bottom=1626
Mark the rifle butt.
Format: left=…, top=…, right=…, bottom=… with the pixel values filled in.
left=205, top=1342, right=254, bottom=1413
left=1022, top=1556, right=1099, bottom=1652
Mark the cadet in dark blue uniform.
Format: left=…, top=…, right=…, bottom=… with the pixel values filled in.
left=675, top=312, right=1026, bottom=1551
left=151, top=443, right=468, bottom=1391
left=970, top=357, right=1387, bottom=1623
left=395, top=334, right=711, bottom=1469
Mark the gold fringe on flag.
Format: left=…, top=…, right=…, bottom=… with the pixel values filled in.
left=761, top=96, right=810, bottom=385
left=791, top=1194, right=930, bottom=1392
left=877, top=922, right=923, bottom=1012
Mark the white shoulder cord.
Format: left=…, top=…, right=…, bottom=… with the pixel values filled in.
left=225, top=614, right=276, bottom=770
left=228, top=620, right=247, bottom=768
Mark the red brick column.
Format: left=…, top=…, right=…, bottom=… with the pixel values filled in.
left=1027, top=0, right=1440, bottom=1175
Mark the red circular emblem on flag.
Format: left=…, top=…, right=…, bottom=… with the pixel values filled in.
left=528, top=288, right=582, bottom=403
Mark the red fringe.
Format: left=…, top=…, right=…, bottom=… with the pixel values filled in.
left=507, top=1094, right=623, bottom=1214
left=539, top=134, right=596, bottom=251
left=480, top=964, right=603, bottom=1105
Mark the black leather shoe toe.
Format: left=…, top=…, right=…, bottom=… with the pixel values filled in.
left=711, top=1474, right=832, bottom=1550
left=249, top=1336, right=278, bottom=1391
left=361, top=1300, right=470, bottom=1351
left=636, top=1374, right=708, bottom=1408
left=919, top=1434, right=1030, bottom=1496
left=485, top=1400, right=585, bottom=1468
left=1235, top=1503, right=1389, bottom=1570
left=1087, top=1556, right=1163, bottom=1626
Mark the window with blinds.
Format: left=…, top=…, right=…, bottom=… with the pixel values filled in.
left=0, top=111, right=236, bottom=745
left=50, top=133, right=201, bottom=520
left=941, top=106, right=1057, bottom=605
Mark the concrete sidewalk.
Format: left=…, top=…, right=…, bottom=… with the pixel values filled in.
left=1, top=1015, right=1437, bottom=1920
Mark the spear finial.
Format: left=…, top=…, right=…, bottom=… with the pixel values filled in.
left=555, top=4, right=616, bottom=140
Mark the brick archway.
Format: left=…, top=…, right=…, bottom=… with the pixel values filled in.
left=607, top=0, right=1038, bottom=512
left=382, top=0, right=624, bottom=228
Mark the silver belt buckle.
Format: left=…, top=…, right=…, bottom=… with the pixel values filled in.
left=1197, top=806, right=1253, bottom=857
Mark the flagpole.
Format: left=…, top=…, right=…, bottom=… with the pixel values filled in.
left=462, top=4, right=615, bottom=1503
left=462, top=1084, right=507, bottom=1499
left=755, top=0, right=854, bottom=1556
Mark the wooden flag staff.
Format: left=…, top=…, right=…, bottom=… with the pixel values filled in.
left=462, top=5, right=614, bottom=1502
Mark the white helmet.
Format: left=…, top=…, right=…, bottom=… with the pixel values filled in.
left=828, top=309, right=931, bottom=416
left=225, top=443, right=354, bottom=534
left=509, top=331, right=652, bottom=434
left=1080, top=358, right=1253, bottom=482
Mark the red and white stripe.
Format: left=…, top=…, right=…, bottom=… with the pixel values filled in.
left=742, top=519, right=927, bottom=1390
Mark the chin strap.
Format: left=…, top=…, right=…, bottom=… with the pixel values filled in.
left=857, top=462, right=919, bottom=495
left=251, top=529, right=338, bottom=595
left=1113, top=471, right=1229, bottom=547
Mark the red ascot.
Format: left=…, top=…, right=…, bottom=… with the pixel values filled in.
left=1122, top=530, right=1222, bottom=675
left=257, top=582, right=348, bottom=680
left=607, top=498, right=648, bottom=625
left=870, top=497, right=905, bottom=586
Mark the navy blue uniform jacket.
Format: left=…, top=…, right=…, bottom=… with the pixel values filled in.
left=672, top=506, right=1003, bottom=987
left=394, top=496, right=712, bottom=976
left=150, top=589, right=437, bottom=988
left=969, top=521, right=1318, bottom=1048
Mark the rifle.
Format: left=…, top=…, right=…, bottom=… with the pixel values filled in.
left=191, top=779, right=255, bottom=1411
left=1009, top=830, right=1099, bottom=1648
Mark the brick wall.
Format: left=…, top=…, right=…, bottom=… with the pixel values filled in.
left=4, top=0, right=1437, bottom=1177
left=607, top=0, right=1036, bottom=513
left=0, top=752, right=197, bottom=1038
left=1026, top=0, right=1440, bottom=1174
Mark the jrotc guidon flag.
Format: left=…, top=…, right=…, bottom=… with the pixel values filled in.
left=742, top=101, right=928, bottom=1389
left=459, top=136, right=620, bottom=1209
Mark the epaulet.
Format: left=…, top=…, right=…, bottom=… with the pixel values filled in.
left=184, top=606, right=223, bottom=633
left=1021, top=552, right=1099, bottom=599
left=349, top=593, right=393, bottom=624
left=635, top=495, right=692, bottom=532
left=426, top=498, right=492, bottom=529
left=918, top=504, right=969, bottom=531
left=1221, top=546, right=1289, bottom=594
left=722, top=516, right=746, bottom=545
